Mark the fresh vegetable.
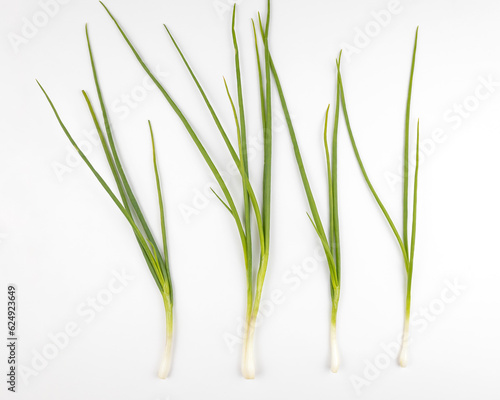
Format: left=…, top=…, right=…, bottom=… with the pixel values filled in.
left=336, top=28, right=420, bottom=367
left=267, top=41, right=343, bottom=371
left=38, top=26, right=175, bottom=378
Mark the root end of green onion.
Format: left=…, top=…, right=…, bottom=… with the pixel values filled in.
left=398, top=317, right=410, bottom=368
left=159, top=296, right=174, bottom=379
left=158, top=335, right=173, bottom=379
left=241, top=320, right=256, bottom=379
left=330, top=323, right=339, bottom=373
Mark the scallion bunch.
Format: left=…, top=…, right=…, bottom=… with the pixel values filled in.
left=38, top=27, right=175, bottom=378
left=267, top=47, right=344, bottom=371
left=337, top=29, right=420, bottom=367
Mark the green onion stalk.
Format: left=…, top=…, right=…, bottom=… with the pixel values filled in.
left=39, top=27, right=175, bottom=378
left=336, top=28, right=420, bottom=367
left=268, top=46, right=343, bottom=371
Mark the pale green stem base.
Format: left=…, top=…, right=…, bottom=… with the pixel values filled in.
left=241, top=255, right=269, bottom=379
left=399, top=292, right=411, bottom=367
left=399, top=313, right=410, bottom=367
left=330, top=321, right=339, bottom=373
left=158, top=295, right=174, bottom=379
left=330, top=290, right=340, bottom=373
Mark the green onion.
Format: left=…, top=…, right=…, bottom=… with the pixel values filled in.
left=38, top=26, right=174, bottom=378
left=337, top=28, right=420, bottom=367
left=100, top=0, right=274, bottom=379
left=264, top=20, right=343, bottom=371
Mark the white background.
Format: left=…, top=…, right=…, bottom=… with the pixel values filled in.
left=1, top=0, right=499, bottom=398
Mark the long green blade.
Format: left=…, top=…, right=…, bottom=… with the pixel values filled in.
left=261, top=6, right=272, bottom=250
left=82, top=90, right=163, bottom=287
left=323, top=105, right=333, bottom=252
left=38, top=81, right=164, bottom=290
left=336, top=59, right=409, bottom=269
left=231, top=5, right=253, bottom=311
left=223, top=76, right=253, bottom=310
left=149, top=121, right=171, bottom=298
left=251, top=19, right=266, bottom=135
left=162, top=25, right=239, bottom=168
left=86, top=25, right=165, bottom=270
left=231, top=5, right=248, bottom=178
left=331, top=66, right=342, bottom=279
left=403, top=27, right=419, bottom=254
left=409, top=120, right=420, bottom=266
left=82, top=89, right=128, bottom=207
left=252, top=0, right=274, bottom=314
left=259, top=27, right=338, bottom=287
